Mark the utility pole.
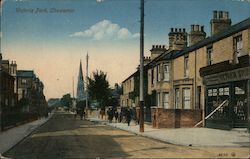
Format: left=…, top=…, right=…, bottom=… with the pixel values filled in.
left=86, top=52, right=89, bottom=112
left=73, top=76, right=74, bottom=99
left=72, top=76, right=76, bottom=109
left=139, top=0, right=144, bottom=133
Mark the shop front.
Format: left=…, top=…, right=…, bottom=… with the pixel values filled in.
left=200, top=57, right=250, bottom=131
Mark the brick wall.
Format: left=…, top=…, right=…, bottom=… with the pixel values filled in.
left=151, top=108, right=202, bottom=128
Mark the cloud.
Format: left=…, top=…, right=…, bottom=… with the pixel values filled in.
left=96, top=0, right=104, bottom=2
left=70, top=19, right=139, bottom=40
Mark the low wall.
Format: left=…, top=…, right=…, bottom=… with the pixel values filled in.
left=151, top=108, right=202, bottom=128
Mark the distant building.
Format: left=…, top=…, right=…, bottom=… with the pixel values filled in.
left=0, top=53, right=16, bottom=130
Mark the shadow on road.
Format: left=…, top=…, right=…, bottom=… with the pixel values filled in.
left=4, top=113, right=132, bottom=159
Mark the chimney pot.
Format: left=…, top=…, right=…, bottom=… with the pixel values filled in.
left=159, top=45, right=161, bottom=48
left=163, top=45, right=165, bottom=48
left=213, top=10, right=217, bottom=19
left=201, top=26, right=204, bottom=32
left=156, top=45, right=158, bottom=48
left=183, top=28, right=185, bottom=32
left=191, top=25, right=194, bottom=31
left=219, top=11, right=223, bottom=19
left=175, top=28, right=177, bottom=32
left=152, top=45, right=155, bottom=48
left=179, top=28, right=181, bottom=32
left=171, top=28, right=173, bottom=32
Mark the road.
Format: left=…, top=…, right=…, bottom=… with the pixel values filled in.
left=4, top=112, right=249, bottom=158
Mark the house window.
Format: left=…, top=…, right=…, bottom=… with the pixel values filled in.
left=184, top=56, right=189, bottom=78
left=234, top=35, right=242, bottom=63
left=22, top=90, right=25, bottom=98
left=183, top=88, right=191, bottom=109
left=163, top=92, right=170, bottom=109
left=21, top=79, right=27, bottom=84
left=207, top=47, right=213, bottom=65
left=163, top=63, right=170, bottom=81
left=175, top=89, right=180, bottom=109
left=157, top=65, right=161, bottom=82
left=157, top=93, right=160, bottom=107
left=151, top=69, right=154, bottom=85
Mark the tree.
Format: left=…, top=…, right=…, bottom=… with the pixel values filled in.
left=60, top=93, right=72, bottom=108
left=87, top=70, right=111, bottom=110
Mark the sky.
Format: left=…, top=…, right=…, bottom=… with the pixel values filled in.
left=1, top=0, right=249, bottom=99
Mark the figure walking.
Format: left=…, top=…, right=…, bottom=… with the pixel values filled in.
left=126, top=108, right=132, bottom=126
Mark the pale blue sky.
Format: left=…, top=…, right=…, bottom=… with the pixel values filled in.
left=1, top=0, right=249, bottom=98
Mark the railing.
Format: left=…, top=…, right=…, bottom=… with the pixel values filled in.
left=194, top=100, right=228, bottom=127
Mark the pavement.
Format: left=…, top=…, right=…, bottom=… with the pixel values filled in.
left=87, top=115, right=250, bottom=147
left=0, top=113, right=53, bottom=155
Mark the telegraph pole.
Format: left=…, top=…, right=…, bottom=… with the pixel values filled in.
left=86, top=52, right=89, bottom=112
left=139, top=0, right=144, bottom=133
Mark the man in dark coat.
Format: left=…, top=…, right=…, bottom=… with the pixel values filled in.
left=126, top=108, right=132, bottom=126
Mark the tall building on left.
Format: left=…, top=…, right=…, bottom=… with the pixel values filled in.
left=0, top=53, right=48, bottom=131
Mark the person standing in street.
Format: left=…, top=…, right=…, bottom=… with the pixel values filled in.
left=126, top=108, right=132, bottom=126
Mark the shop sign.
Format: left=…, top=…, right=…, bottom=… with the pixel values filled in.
left=204, top=67, right=250, bottom=85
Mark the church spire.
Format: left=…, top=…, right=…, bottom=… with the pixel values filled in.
left=77, top=60, right=85, bottom=101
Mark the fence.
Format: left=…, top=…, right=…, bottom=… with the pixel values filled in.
left=1, top=112, right=38, bottom=130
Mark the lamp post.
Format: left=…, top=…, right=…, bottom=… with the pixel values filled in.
left=139, top=0, right=144, bottom=133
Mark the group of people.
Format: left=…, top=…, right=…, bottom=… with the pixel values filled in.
left=74, top=108, right=86, bottom=120
left=107, top=107, right=139, bottom=126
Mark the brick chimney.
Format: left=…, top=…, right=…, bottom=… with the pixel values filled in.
left=210, top=10, right=231, bottom=36
left=168, top=28, right=187, bottom=50
left=150, top=45, right=167, bottom=60
left=189, top=25, right=206, bottom=46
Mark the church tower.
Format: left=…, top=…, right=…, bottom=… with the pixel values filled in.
left=76, top=60, right=85, bottom=101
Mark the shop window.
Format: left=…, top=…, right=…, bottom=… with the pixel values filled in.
left=183, top=88, right=191, bottom=109
left=224, top=87, right=229, bottom=95
left=163, top=92, right=170, bottom=109
left=218, top=87, right=229, bottom=96
left=235, top=86, right=245, bottom=95
left=21, top=79, right=27, bottom=84
left=212, top=89, right=217, bottom=96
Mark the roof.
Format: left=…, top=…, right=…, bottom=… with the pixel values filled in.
left=17, top=70, right=35, bottom=78
left=1, top=60, right=9, bottom=64
left=149, top=17, right=250, bottom=65
left=172, top=17, right=250, bottom=59
left=121, top=17, right=250, bottom=83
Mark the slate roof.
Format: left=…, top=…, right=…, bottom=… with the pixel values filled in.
left=172, top=17, right=250, bottom=59
left=17, top=70, right=35, bottom=78
left=121, top=17, right=250, bottom=83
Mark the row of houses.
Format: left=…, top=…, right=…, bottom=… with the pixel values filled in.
left=0, top=53, right=48, bottom=131
left=120, top=11, right=250, bottom=131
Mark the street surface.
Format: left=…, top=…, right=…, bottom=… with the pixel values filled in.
left=4, top=112, right=250, bottom=158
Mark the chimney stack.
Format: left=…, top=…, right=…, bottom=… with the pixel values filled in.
left=189, top=24, right=206, bottom=46
left=210, top=10, right=231, bottom=36
left=168, top=27, right=187, bottom=50
left=150, top=44, right=167, bottom=60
